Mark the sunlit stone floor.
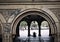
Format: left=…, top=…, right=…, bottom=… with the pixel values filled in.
left=13, top=36, right=54, bottom=42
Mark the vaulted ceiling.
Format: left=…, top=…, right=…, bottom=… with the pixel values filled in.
left=20, top=15, right=46, bottom=23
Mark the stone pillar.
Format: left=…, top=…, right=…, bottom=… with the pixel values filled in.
left=49, top=27, right=51, bottom=36
left=38, top=22, right=41, bottom=36
left=2, top=23, right=12, bottom=42
left=28, top=22, right=31, bottom=37
left=57, top=22, right=60, bottom=42
left=3, top=33, right=12, bottom=42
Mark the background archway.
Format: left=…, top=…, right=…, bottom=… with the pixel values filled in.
left=19, top=21, right=28, bottom=37
left=30, top=21, right=39, bottom=37
left=41, top=21, right=50, bottom=36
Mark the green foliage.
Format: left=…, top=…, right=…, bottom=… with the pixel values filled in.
left=20, top=21, right=27, bottom=27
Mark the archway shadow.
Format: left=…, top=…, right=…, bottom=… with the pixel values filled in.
left=0, top=35, right=2, bottom=42
left=13, top=36, right=54, bottom=42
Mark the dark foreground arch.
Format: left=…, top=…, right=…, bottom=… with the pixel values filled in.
left=11, top=8, right=58, bottom=42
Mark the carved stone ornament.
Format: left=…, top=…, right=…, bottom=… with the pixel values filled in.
left=0, top=9, right=21, bottom=22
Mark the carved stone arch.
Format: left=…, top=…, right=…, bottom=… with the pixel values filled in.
left=11, top=8, right=58, bottom=37
left=0, top=13, right=6, bottom=23
left=0, top=13, right=5, bottom=38
left=0, top=20, right=3, bottom=35
left=0, top=13, right=6, bottom=42
left=0, top=20, right=3, bottom=42
left=8, top=14, right=15, bottom=23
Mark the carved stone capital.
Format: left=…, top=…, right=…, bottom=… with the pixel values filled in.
left=2, top=23, right=11, bottom=34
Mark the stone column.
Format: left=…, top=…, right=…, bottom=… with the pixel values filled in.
left=3, top=33, right=12, bottom=42
left=28, top=22, right=31, bottom=37
left=38, top=22, right=41, bottom=36
left=2, top=23, right=12, bottom=42
left=57, top=22, right=60, bottom=42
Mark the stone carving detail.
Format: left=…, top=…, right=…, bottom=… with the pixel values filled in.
left=0, top=24, right=2, bottom=34
left=49, top=8, right=60, bottom=21
left=0, top=9, right=21, bottom=22
left=3, top=23, right=11, bottom=33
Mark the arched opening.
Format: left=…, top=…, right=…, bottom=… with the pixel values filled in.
left=30, top=21, right=39, bottom=37
left=41, top=21, right=49, bottom=37
left=12, top=9, right=57, bottom=42
left=19, top=21, right=28, bottom=38
left=15, top=15, right=45, bottom=37
left=13, top=15, right=54, bottom=42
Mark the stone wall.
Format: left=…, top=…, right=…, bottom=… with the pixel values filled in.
left=0, top=3, right=60, bottom=42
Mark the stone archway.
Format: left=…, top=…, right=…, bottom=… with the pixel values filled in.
left=11, top=8, right=58, bottom=42
left=0, top=13, right=6, bottom=42
left=0, top=20, right=3, bottom=42
left=0, top=14, right=6, bottom=23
